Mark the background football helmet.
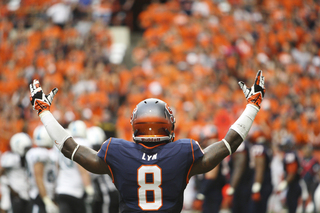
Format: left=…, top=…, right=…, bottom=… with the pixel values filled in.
left=87, top=126, right=106, bottom=151
left=130, top=98, right=175, bottom=143
left=279, top=135, right=295, bottom=152
left=10, top=132, right=32, bottom=156
left=68, top=120, right=87, bottom=138
left=33, top=125, right=54, bottom=148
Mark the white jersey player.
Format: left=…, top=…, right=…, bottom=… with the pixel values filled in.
left=56, top=120, right=94, bottom=213
left=0, top=133, right=32, bottom=213
left=87, top=126, right=119, bottom=213
left=26, top=125, right=58, bottom=213
left=0, top=175, right=11, bottom=212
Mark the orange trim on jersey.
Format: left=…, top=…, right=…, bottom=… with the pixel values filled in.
left=97, top=140, right=108, bottom=153
left=139, top=143, right=166, bottom=149
left=186, top=139, right=195, bottom=184
left=104, top=137, right=112, bottom=163
left=286, top=162, right=298, bottom=173
left=103, top=138, right=114, bottom=182
left=108, top=164, right=115, bottom=182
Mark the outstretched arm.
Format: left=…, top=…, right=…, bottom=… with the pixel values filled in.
left=29, top=80, right=110, bottom=175
left=190, top=70, right=265, bottom=177
left=61, top=137, right=110, bottom=174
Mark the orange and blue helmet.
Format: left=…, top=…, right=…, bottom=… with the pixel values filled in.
left=130, top=98, right=175, bottom=143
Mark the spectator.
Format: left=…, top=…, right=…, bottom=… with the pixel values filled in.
left=46, top=1, right=73, bottom=28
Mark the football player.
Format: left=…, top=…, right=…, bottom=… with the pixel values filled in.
left=248, top=130, right=273, bottom=213
left=276, top=135, right=302, bottom=213
left=56, top=120, right=95, bottom=213
left=0, top=175, right=11, bottom=213
left=193, top=125, right=225, bottom=213
left=300, top=144, right=319, bottom=212
left=226, top=140, right=253, bottom=213
left=26, top=125, right=59, bottom=213
left=29, top=70, right=265, bottom=212
left=87, top=126, right=119, bottom=213
left=0, top=133, right=32, bottom=213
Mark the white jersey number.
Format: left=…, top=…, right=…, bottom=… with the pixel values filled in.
left=137, top=165, right=162, bottom=210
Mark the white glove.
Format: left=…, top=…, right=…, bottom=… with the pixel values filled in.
left=43, top=196, right=59, bottom=213
left=85, top=185, right=95, bottom=203
left=252, top=182, right=261, bottom=193
left=226, top=186, right=235, bottom=196
left=277, top=180, right=288, bottom=192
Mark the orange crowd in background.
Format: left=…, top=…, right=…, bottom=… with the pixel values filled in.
left=0, top=0, right=320, bottom=153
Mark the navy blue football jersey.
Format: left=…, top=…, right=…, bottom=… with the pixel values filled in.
left=97, top=138, right=204, bottom=213
left=250, top=143, right=273, bottom=187
left=283, top=151, right=301, bottom=184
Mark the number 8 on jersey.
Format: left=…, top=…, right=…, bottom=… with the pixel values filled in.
left=138, top=165, right=162, bottom=210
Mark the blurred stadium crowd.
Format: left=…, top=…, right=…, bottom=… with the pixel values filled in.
left=1, top=0, right=320, bottom=212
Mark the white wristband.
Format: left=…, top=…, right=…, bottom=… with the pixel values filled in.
left=71, top=144, right=80, bottom=161
left=230, top=104, right=259, bottom=140
left=222, top=139, right=232, bottom=155
left=39, top=111, right=72, bottom=151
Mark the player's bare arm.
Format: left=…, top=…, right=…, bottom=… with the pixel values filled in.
left=254, top=154, right=266, bottom=185
left=61, top=137, right=110, bottom=175
left=229, top=151, right=247, bottom=189
left=190, top=129, right=242, bottom=176
left=30, top=70, right=265, bottom=179
left=190, top=70, right=265, bottom=177
left=33, top=162, right=47, bottom=198
left=29, top=80, right=111, bottom=175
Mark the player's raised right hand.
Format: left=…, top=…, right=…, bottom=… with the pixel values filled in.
left=29, top=79, right=58, bottom=115
left=238, top=70, right=265, bottom=109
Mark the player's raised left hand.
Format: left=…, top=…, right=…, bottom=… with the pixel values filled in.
left=238, top=70, right=265, bottom=109
left=29, top=79, right=58, bottom=115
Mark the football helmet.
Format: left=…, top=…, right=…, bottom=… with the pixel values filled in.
left=87, top=126, right=106, bottom=151
left=10, top=132, right=32, bottom=156
left=68, top=120, right=87, bottom=138
left=130, top=98, right=175, bottom=143
left=279, top=135, right=295, bottom=152
left=33, top=125, right=53, bottom=148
